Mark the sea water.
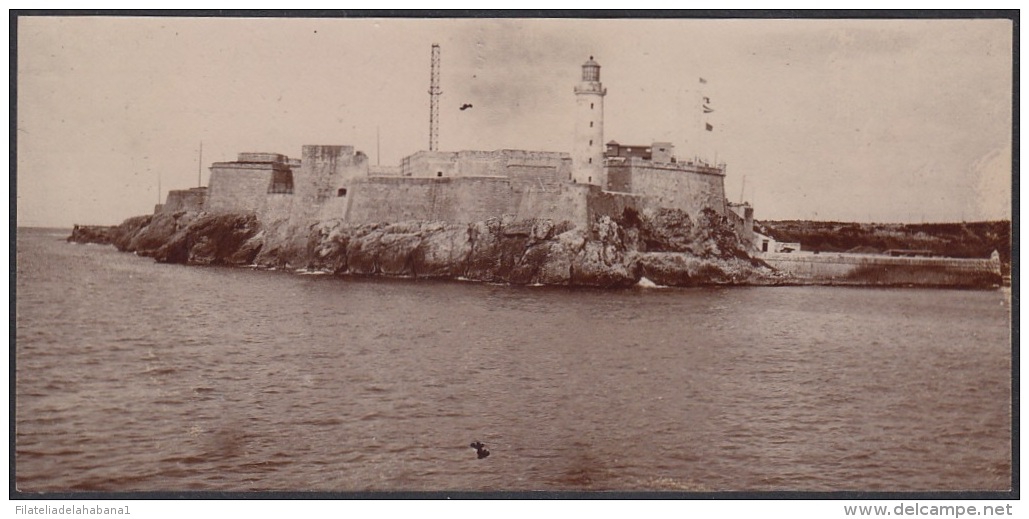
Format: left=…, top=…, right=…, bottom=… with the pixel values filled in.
left=15, top=228, right=1012, bottom=492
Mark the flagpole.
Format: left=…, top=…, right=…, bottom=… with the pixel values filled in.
left=699, top=77, right=720, bottom=166
left=694, top=79, right=703, bottom=161
left=197, top=141, right=203, bottom=188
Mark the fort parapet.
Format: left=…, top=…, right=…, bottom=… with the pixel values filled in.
left=158, top=187, right=207, bottom=214
left=606, top=157, right=727, bottom=217
left=207, top=153, right=297, bottom=213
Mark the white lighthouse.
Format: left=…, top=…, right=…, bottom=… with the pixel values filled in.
left=572, top=56, right=607, bottom=186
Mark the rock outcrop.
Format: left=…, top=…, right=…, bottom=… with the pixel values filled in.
left=67, top=225, right=115, bottom=245
left=69, top=207, right=1004, bottom=288
left=151, top=213, right=262, bottom=265
left=69, top=207, right=773, bottom=287
left=80, top=211, right=264, bottom=266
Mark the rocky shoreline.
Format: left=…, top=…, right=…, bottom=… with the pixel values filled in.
left=68, top=209, right=779, bottom=288
left=68, top=209, right=1003, bottom=289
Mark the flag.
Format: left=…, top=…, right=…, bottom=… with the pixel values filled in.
left=699, top=77, right=707, bottom=84
left=705, top=123, right=713, bottom=131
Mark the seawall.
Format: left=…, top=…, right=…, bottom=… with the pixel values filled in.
left=757, top=252, right=1003, bottom=287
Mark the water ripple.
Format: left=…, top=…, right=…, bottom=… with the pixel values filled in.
left=14, top=229, right=1012, bottom=492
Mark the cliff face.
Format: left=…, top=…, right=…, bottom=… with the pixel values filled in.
left=274, top=205, right=766, bottom=287
left=306, top=217, right=635, bottom=287
left=69, top=208, right=770, bottom=288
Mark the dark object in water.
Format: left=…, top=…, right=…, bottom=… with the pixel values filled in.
left=460, top=103, right=473, bottom=111
left=470, top=441, right=490, bottom=459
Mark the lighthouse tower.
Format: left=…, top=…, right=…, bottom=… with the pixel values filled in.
left=573, top=56, right=607, bottom=186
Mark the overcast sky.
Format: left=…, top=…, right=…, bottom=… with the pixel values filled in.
left=16, top=16, right=1013, bottom=227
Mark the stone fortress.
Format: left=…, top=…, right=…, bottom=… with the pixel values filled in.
left=156, top=56, right=755, bottom=247
left=100, top=54, right=1001, bottom=288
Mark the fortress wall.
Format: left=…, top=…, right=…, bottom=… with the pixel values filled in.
left=608, top=162, right=727, bottom=217
left=332, top=152, right=369, bottom=198
left=343, top=176, right=588, bottom=226
left=368, top=165, right=401, bottom=176
left=297, top=145, right=350, bottom=203
left=556, top=157, right=574, bottom=183
left=260, top=193, right=295, bottom=225
left=206, top=164, right=276, bottom=214
left=398, top=150, right=572, bottom=180
left=514, top=184, right=590, bottom=226
left=506, top=164, right=564, bottom=189
left=291, top=145, right=369, bottom=227
left=254, top=194, right=314, bottom=268
left=506, top=162, right=570, bottom=189
left=268, top=169, right=294, bottom=194
left=160, top=188, right=207, bottom=214
left=497, top=151, right=570, bottom=192
left=239, top=152, right=288, bottom=163
left=345, top=177, right=501, bottom=223
left=606, top=165, right=633, bottom=192
left=455, top=151, right=501, bottom=177
left=401, top=151, right=460, bottom=177
left=453, top=177, right=520, bottom=222
left=587, top=189, right=644, bottom=223
left=315, top=194, right=352, bottom=222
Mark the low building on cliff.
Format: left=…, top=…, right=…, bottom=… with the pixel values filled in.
left=753, top=231, right=802, bottom=254
left=604, top=140, right=675, bottom=163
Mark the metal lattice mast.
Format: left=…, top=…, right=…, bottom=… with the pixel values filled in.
left=428, top=43, right=441, bottom=151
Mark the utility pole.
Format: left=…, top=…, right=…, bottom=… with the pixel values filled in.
left=428, top=43, right=441, bottom=151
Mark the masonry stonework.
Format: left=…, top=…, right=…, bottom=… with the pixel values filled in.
left=207, top=163, right=279, bottom=214
left=572, top=57, right=607, bottom=186
left=606, top=159, right=727, bottom=217
left=159, top=187, right=207, bottom=214
left=195, top=57, right=743, bottom=240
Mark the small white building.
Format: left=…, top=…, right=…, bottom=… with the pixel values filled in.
left=753, top=232, right=802, bottom=253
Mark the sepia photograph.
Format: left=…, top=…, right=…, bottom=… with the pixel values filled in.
left=13, top=11, right=1015, bottom=503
